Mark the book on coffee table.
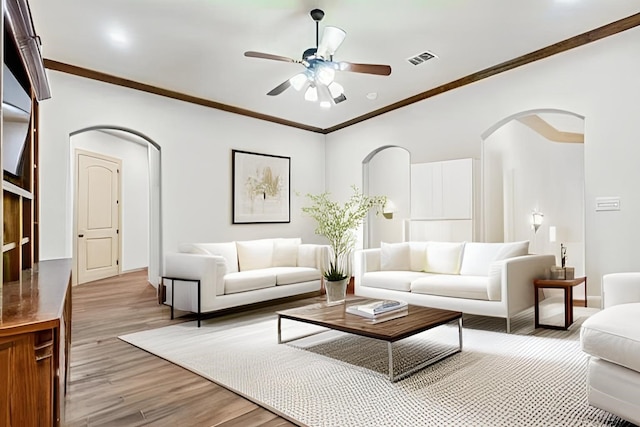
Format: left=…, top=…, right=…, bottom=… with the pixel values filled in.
left=346, top=300, right=408, bottom=319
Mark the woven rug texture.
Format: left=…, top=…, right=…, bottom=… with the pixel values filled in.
left=119, top=307, right=632, bottom=427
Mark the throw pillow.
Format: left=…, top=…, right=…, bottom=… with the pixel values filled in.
left=380, top=242, right=410, bottom=271
left=409, top=241, right=428, bottom=272
left=236, top=239, right=274, bottom=271
left=459, top=241, right=529, bottom=276
left=272, top=238, right=301, bottom=267
left=424, top=241, right=465, bottom=275
left=179, top=242, right=239, bottom=273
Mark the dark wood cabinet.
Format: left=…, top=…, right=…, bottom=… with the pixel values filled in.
left=0, top=259, right=72, bottom=426
left=1, top=1, right=60, bottom=425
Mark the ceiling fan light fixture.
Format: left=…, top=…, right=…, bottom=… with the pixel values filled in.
left=317, top=26, right=346, bottom=59
left=328, top=81, right=344, bottom=98
left=315, top=65, right=335, bottom=86
left=317, top=83, right=335, bottom=108
left=289, top=73, right=308, bottom=91
left=304, top=86, right=318, bottom=102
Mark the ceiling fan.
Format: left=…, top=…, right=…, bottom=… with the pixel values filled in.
left=244, top=9, right=392, bottom=108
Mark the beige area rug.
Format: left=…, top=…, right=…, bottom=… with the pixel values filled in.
left=119, top=303, right=632, bottom=427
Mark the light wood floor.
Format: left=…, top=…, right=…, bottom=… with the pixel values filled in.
left=64, top=269, right=297, bottom=427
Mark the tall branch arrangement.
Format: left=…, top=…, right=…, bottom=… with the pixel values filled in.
left=302, top=186, right=386, bottom=281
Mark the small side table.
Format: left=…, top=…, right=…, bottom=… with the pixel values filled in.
left=533, top=276, right=587, bottom=330
left=162, top=276, right=202, bottom=327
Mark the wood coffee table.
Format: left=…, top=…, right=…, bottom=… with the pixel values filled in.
left=276, top=298, right=462, bottom=382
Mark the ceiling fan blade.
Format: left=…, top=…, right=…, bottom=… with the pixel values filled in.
left=244, top=51, right=297, bottom=63
left=266, top=79, right=292, bottom=96
left=316, top=26, right=346, bottom=59
left=338, top=62, right=392, bottom=76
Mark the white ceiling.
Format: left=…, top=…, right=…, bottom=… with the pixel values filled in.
left=28, top=0, right=640, bottom=130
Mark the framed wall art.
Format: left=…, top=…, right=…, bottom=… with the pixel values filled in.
left=232, top=150, right=291, bottom=224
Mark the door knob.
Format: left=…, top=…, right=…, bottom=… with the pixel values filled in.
left=78, top=234, right=84, bottom=238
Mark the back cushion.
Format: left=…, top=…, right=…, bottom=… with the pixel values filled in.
left=424, top=242, right=465, bottom=275
left=236, top=239, right=275, bottom=271
left=409, top=242, right=429, bottom=272
left=272, top=238, right=301, bottom=267
left=298, top=244, right=320, bottom=269
left=178, top=242, right=239, bottom=273
left=380, top=242, right=410, bottom=271
left=459, top=241, right=530, bottom=276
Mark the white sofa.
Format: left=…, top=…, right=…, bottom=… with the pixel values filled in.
left=580, top=273, right=640, bottom=425
left=354, top=241, right=555, bottom=332
left=164, top=238, right=329, bottom=323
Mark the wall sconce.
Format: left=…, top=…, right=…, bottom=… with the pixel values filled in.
left=532, top=211, right=544, bottom=233
left=383, top=200, right=397, bottom=220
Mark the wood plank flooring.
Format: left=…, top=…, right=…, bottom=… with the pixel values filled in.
left=64, top=269, right=297, bottom=426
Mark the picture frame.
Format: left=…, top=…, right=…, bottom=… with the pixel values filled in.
left=232, top=150, right=291, bottom=224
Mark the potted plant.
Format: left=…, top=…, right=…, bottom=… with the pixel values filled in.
left=302, top=186, right=386, bottom=304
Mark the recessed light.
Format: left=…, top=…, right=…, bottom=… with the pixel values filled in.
left=366, top=92, right=378, bottom=100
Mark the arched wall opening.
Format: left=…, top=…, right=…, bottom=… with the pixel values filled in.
left=362, top=145, right=411, bottom=248
left=481, top=109, right=585, bottom=297
left=69, top=125, right=162, bottom=287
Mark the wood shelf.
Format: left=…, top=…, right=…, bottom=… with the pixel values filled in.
left=3, top=242, right=17, bottom=252
left=2, top=180, right=33, bottom=199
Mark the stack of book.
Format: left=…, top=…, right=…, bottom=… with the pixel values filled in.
left=346, top=299, right=408, bottom=320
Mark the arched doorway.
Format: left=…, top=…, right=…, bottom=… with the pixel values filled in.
left=481, top=109, right=586, bottom=299
left=362, top=145, right=411, bottom=248
left=69, top=126, right=162, bottom=287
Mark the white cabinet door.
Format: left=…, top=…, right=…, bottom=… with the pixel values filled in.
left=411, top=158, right=473, bottom=220
left=442, top=158, right=472, bottom=219
left=411, top=162, right=442, bottom=218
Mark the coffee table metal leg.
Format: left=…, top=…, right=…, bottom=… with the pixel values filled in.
left=277, top=317, right=328, bottom=344
left=388, top=318, right=463, bottom=382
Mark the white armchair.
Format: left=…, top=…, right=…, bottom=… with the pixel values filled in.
left=580, top=273, right=640, bottom=425
left=602, top=272, right=640, bottom=308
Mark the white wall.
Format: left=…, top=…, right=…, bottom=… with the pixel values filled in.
left=325, top=26, right=640, bottom=297
left=38, top=72, right=326, bottom=279
left=71, top=131, right=150, bottom=272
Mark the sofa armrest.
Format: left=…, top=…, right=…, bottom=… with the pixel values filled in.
left=164, top=253, right=227, bottom=311
left=489, top=254, right=555, bottom=315
left=354, top=248, right=381, bottom=288
left=603, top=273, right=640, bottom=308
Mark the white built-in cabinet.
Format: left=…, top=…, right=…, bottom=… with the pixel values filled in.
left=409, top=158, right=476, bottom=242
left=411, top=158, right=473, bottom=219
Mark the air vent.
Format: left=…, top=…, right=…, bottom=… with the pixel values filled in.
left=407, top=51, right=437, bottom=65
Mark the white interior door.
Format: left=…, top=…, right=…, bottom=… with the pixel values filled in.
left=76, top=151, right=121, bottom=284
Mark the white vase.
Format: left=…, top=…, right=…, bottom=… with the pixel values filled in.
left=325, top=278, right=349, bottom=305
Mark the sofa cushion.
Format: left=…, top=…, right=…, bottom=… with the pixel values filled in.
left=411, top=275, right=490, bottom=300
left=409, top=242, right=428, bottom=272
left=459, top=241, right=529, bottom=276
left=424, top=242, right=465, bottom=274
left=298, top=244, right=321, bottom=269
left=269, top=267, right=321, bottom=285
left=361, top=271, right=431, bottom=292
left=272, top=238, right=301, bottom=267
left=380, top=242, right=410, bottom=271
left=224, top=270, right=276, bottom=294
left=236, top=239, right=274, bottom=271
left=178, top=242, right=239, bottom=273
left=581, top=303, right=640, bottom=373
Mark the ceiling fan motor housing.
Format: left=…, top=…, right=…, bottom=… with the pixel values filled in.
left=302, top=47, right=317, bottom=60
left=310, top=9, right=325, bottom=22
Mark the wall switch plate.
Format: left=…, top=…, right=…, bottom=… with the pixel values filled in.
left=595, top=197, right=621, bottom=211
